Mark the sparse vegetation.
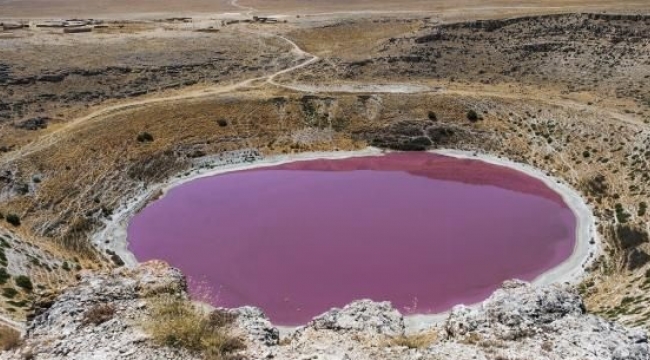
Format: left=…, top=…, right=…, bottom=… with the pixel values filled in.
left=386, top=331, right=438, bottom=349
left=142, top=295, right=245, bottom=360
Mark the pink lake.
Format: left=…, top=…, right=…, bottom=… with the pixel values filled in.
left=128, top=152, right=576, bottom=325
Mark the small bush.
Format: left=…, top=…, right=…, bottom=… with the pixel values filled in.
left=427, top=111, right=437, bottom=121
left=0, top=326, right=21, bottom=351
left=6, top=300, right=29, bottom=308
left=639, top=202, right=647, bottom=217
left=110, top=253, right=125, bottom=267
left=14, top=275, right=32, bottom=292
left=217, top=119, right=229, bottom=127
left=5, top=214, right=20, bottom=227
left=136, top=132, right=154, bottom=143
left=82, top=303, right=115, bottom=326
left=2, top=288, right=17, bottom=299
left=0, top=268, right=10, bottom=285
left=143, top=295, right=245, bottom=360
left=467, top=110, right=480, bottom=122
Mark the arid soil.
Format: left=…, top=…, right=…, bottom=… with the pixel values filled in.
left=0, top=0, right=649, bottom=337
left=0, top=0, right=235, bottom=18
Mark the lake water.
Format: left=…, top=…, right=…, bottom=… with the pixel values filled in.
left=128, top=152, right=575, bottom=325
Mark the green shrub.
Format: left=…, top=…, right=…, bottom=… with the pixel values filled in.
left=615, top=204, right=631, bottom=224
left=2, top=288, right=17, bottom=299
left=639, top=202, right=647, bottom=217
left=5, top=214, right=20, bottom=227
left=0, top=249, right=7, bottom=267
left=136, top=132, right=154, bottom=143
left=14, top=275, right=32, bottom=292
left=467, top=110, right=480, bottom=122
left=0, top=268, right=10, bottom=285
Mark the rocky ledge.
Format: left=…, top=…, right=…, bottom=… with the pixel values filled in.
left=1, top=262, right=648, bottom=360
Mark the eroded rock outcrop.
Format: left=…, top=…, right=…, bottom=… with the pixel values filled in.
left=438, top=280, right=648, bottom=360
left=2, top=263, right=648, bottom=360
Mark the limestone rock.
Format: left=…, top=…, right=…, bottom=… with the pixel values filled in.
left=305, top=299, right=405, bottom=336
left=229, top=306, right=280, bottom=346
left=439, top=281, right=649, bottom=360
left=1, top=261, right=199, bottom=360
left=2, top=264, right=648, bottom=360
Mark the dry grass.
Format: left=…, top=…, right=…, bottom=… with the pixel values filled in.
left=0, top=325, right=21, bottom=351
left=385, top=331, right=438, bottom=349
left=82, top=303, right=116, bottom=326
left=142, top=294, right=245, bottom=360
left=289, top=20, right=419, bottom=59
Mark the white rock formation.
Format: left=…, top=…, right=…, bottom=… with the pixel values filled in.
left=1, top=263, right=647, bottom=360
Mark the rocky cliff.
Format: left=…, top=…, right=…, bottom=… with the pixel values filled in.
left=1, top=262, right=647, bottom=360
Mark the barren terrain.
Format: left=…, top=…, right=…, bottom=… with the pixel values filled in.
left=0, top=0, right=648, bottom=340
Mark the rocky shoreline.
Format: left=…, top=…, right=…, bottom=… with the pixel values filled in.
left=1, top=261, right=647, bottom=360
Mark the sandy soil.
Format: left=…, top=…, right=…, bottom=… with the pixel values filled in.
left=0, top=0, right=235, bottom=18
left=1, top=0, right=647, bottom=19
left=98, top=147, right=598, bottom=333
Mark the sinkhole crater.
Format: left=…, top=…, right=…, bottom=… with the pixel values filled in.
left=128, top=152, right=576, bottom=325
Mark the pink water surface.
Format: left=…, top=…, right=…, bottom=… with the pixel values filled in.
left=128, top=153, right=576, bottom=325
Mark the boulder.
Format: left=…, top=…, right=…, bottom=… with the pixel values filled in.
left=306, top=299, right=405, bottom=336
